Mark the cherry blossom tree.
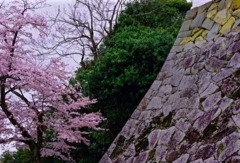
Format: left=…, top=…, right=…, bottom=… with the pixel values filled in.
left=0, top=0, right=103, bottom=162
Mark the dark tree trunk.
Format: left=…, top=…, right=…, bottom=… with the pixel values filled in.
left=30, top=143, right=42, bottom=163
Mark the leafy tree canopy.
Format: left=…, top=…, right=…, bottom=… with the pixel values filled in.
left=71, top=0, right=191, bottom=162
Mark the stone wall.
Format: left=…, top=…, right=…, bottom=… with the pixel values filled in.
left=99, top=0, right=240, bottom=162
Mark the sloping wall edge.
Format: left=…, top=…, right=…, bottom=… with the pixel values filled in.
left=100, top=0, right=240, bottom=162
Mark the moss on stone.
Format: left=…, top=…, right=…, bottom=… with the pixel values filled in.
left=234, top=68, right=240, bottom=77
left=135, top=137, right=149, bottom=153
left=191, top=28, right=201, bottom=35
left=180, top=37, right=193, bottom=46
left=207, top=9, right=218, bottom=19
left=203, top=123, right=217, bottom=138
left=162, top=112, right=173, bottom=127
left=202, top=30, right=210, bottom=37
left=208, top=3, right=218, bottom=11
left=217, top=144, right=226, bottom=157
left=110, top=135, right=126, bottom=160
left=147, top=149, right=156, bottom=161
left=219, top=16, right=236, bottom=34
left=233, top=0, right=240, bottom=9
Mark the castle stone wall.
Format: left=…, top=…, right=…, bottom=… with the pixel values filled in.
left=100, top=0, right=240, bottom=162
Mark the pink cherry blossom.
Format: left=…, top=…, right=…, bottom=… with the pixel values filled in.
left=0, top=0, right=104, bottom=162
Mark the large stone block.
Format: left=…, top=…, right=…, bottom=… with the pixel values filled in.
left=190, top=12, right=206, bottom=29
left=214, top=8, right=231, bottom=25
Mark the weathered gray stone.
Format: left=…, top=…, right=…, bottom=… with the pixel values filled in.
left=170, top=69, right=185, bottom=86
left=166, top=52, right=176, bottom=61
left=158, top=85, right=172, bottom=97
left=188, top=142, right=202, bottom=154
left=198, top=69, right=211, bottom=94
left=195, top=36, right=207, bottom=48
left=179, top=75, right=197, bottom=90
left=113, top=155, right=125, bottom=163
left=170, top=46, right=184, bottom=53
left=228, top=52, right=240, bottom=68
left=177, top=31, right=191, bottom=38
left=210, top=37, right=227, bottom=57
left=193, top=107, right=218, bottom=133
left=199, top=41, right=214, bottom=56
left=126, top=157, right=135, bottom=163
left=183, top=55, right=196, bottom=69
left=155, top=146, right=167, bottom=162
left=166, top=92, right=180, bottom=105
left=219, top=140, right=240, bottom=161
left=218, top=0, right=226, bottom=10
left=226, top=156, right=240, bottom=163
left=148, top=129, right=161, bottom=150
left=232, top=114, right=240, bottom=128
left=221, top=132, right=240, bottom=147
left=228, top=40, right=240, bottom=55
left=158, top=127, right=176, bottom=145
left=213, top=49, right=226, bottom=59
left=214, top=8, right=231, bottom=25
left=163, top=105, right=172, bottom=117
left=137, top=98, right=149, bottom=111
left=185, top=7, right=198, bottom=19
left=134, top=151, right=148, bottom=163
left=180, top=19, right=193, bottom=32
left=169, top=130, right=185, bottom=149
left=219, top=96, right=233, bottom=112
left=146, top=97, right=162, bottom=110
left=136, top=122, right=146, bottom=135
left=233, top=32, right=240, bottom=42
left=131, top=109, right=141, bottom=119
left=206, top=23, right=220, bottom=41
left=173, top=108, right=188, bottom=120
left=212, top=68, right=233, bottom=82
left=202, top=18, right=214, bottom=30
left=172, top=98, right=189, bottom=110
left=204, top=157, right=218, bottom=163
left=200, top=83, right=219, bottom=98
left=191, top=62, right=205, bottom=74
left=180, top=84, right=197, bottom=98
left=233, top=19, right=240, bottom=28
left=233, top=100, right=240, bottom=114
left=175, top=118, right=191, bottom=132
left=161, top=59, right=174, bottom=72
left=196, top=144, right=216, bottom=160
left=100, top=154, right=112, bottom=163
left=205, top=57, right=225, bottom=72
left=173, top=154, right=189, bottom=163
left=121, top=126, right=135, bottom=139
left=150, top=80, right=162, bottom=91
left=138, top=111, right=152, bottom=120
left=184, top=42, right=195, bottom=51
left=144, top=89, right=152, bottom=99
left=123, top=144, right=135, bottom=157
left=214, top=36, right=226, bottom=46
left=187, top=109, right=204, bottom=123
left=174, top=38, right=183, bottom=46
left=190, top=12, right=206, bottom=29
left=190, top=159, right=203, bottom=163
left=125, top=119, right=139, bottom=128
left=188, top=95, right=200, bottom=109
left=198, top=1, right=212, bottom=13
left=202, top=92, right=222, bottom=111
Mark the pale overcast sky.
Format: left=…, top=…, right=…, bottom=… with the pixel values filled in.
left=191, top=0, right=212, bottom=8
